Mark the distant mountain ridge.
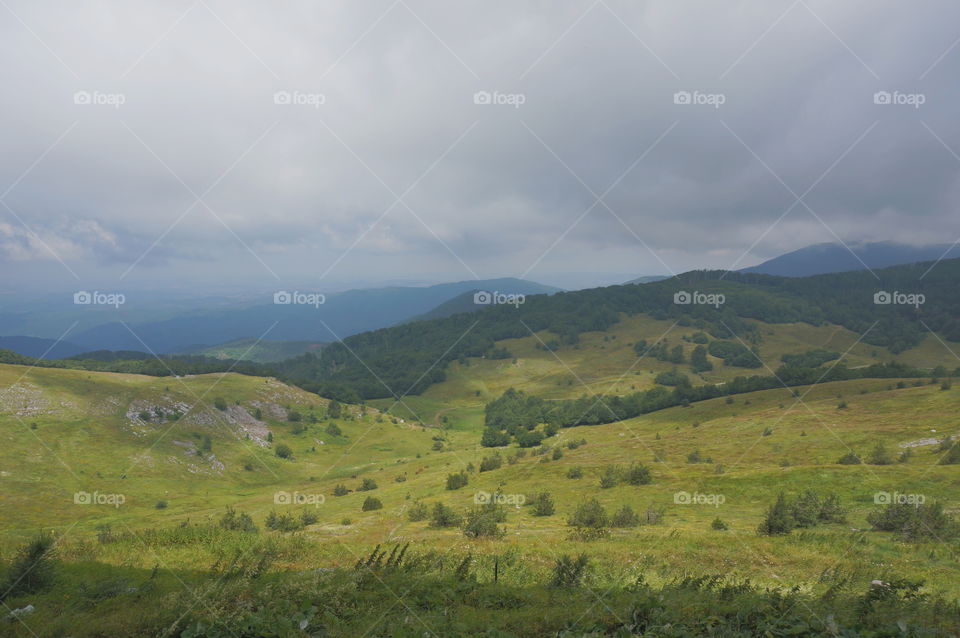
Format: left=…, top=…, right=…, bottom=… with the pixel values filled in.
left=402, top=280, right=562, bottom=323
left=741, top=241, right=960, bottom=277
left=0, top=336, right=85, bottom=359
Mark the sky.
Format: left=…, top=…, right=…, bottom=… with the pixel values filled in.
left=1, top=0, right=959, bottom=294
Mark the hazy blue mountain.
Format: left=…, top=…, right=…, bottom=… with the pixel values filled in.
left=68, top=278, right=556, bottom=354
left=740, top=241, right=960, bottom=277
left=624, top=275, right=670, bottom=285
left=0, top=336, right=86, bottom=359
left=402, top=280, right=562, bottom=323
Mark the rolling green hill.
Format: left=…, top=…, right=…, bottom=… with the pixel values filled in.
left=1, top=362, right=959, bottom=635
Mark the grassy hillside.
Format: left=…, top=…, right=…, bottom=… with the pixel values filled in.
left=1, top=363, right=959, bottom=635
left=177, top=338, right=325, bottom=363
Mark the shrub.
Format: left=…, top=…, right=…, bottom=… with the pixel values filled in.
left=568, top=499, right=608, bottom=539
left=446, top=471, right=469, bottom=490
left=219, top=507, right=258, bottom=533
left=550, top=554, right=590, bottom=588
left=325, top=422, right=342, bottom=436
left=213, top=397, right=228, bottom=411
left=274, top=443, right=293, bottom=459
left=625, top=463, right=652, bottom=485
left=2, top=534, right=55, bottom=599
left=868, top=442, right=895, bottom=465
left=265, top=510, right=302, bottom=532
left=358, top=478, right=378, bottom=491
left=462, top=506, right=506, bottom=539
left=837, top=452, right=862, bottom=465
left=479, top=453, right=503, bottom=472
left=287, top=411, right=302, bottom=422
left=407, top=501, right=428, bottom=522
left=300, top=510, right=319, bottom=526
left=362, top=497, right=383, bottom=511
left=711, top=517, right=729, bottom=530
left=566, top=466, right=584, bottom=479
left=610, top=505, right=640, bottom=528
left=758, top=493, right=795, bottom=535
left=333, top=484, right=349, bottom=496
left=531, top=492, right=555, bottom=516
left=552, top=447, right=564, bottom=460
left=686, top=449, right=712, bottom=464
left=430, top=502, right=462, bottom=528
left=599, top=465, right=620, bottom=489
left=867, top=501, right=958, bottom=541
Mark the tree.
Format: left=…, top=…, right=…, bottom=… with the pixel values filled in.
left=611, top=505, right=640, bottom=528
left=407, top=500, right=428, bottom=521
left=625, top=463, right=652, bottom=485
left=446, top=471, right=469, bottom=490
left=599, top=465, right=620, bottom=489
left=2, top=534, right=55, bottom=598
left=430, top=502, right=462, bottom=528
left=531, top=491, right=555, bottom=516
left=274, top=443, right=293, bottom=459
left=362, top=497, right=383, bottom=511
left=868, top=442, right=894, bottom=465
left=327, top=399, right=342, bottom=419
left=758, top=493, right=795, bottom=535
left=325, top=422, right=342, bottom=437
left=568, top=499, right=608, bottom=539
left=690, top=345, right=713, bottom=372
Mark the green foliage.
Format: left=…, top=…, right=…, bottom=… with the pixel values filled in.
left=868, top=442, right=895, bottom=465
left=462, top=504, right=506, bottom=539
left=479, top=453, right=503, bottom=472
left=324, top=422, right=342, bottom=437
left=867, top=501, right=958, bottom=541
left=362, top=497, right=383, bottom=511
left=549, top=554, right=590, bottom=587
left=690, top=344, right=712, bottom=372
left=531, top=492, right=555, bottom=516
left=758, top=493, right=795, bottom=535
left=446, top=471, right=469, bottom=490
left=218, top=507, right=258, bottom=533
left=654, top=369, right=691, bottom=387
left=837, top=451, right=862, bottom=465
left=711, top=517, right=729, bottom=530
left=708, top=340, right=761, bottom=368
left=610, top=505, right=640, bottom=528
left=758, top=491, right=846, bottom=535
left=332, top=484, right=349, bottom=497
left=2, top=534, right=55, bottom=599
left=358, top=478, right=378, bottom=491
left=407, top=501, right=428, bottom=522
left=274, top=443, right=293, bottom=459
left=326, top=399, right=342, bottom=418
left=599, top=465, right=620, bottom=488
left=686, top=449, right=713, bottom=464
left=213, top=397, right=228, bottom=411
left=429, top=502, right=462, bottom=528
left=566, top=466, right=584, bottom=479
left=568, top=499, right=608, bottom=539
left=624, top=463, right=652, bottom=485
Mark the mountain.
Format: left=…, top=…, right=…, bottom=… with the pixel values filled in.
left=67, top=278, right=556, bottom=354
left=177, top=338, right=325, bottom=363
left=741, top=241, right=960, bottom=277
left=0, top=335, right=86, bottom=359
left=624, top=275, right=670, bottom=285
left=401, top=280, right=562, bottom=323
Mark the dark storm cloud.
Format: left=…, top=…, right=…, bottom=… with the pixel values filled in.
left=0, top=0, right=958, bottom=289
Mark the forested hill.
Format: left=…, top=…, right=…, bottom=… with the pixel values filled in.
left=275, top=258, right=960, bottom=401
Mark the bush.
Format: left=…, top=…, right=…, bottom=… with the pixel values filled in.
left=479, top=453, right=503, bottom=472
left=599, top=465, right=620, bottom=489
left=611, top=505, right=640, bottom=528
left=213, top=397, right=228, bottom=411
left=265, top=510, right=302, bottom=532
left=430, top=502, right=462, bottom=528
left=687, top=449, right=713, bottom=464
left=566, top=466, right=584, bottom=479
left=837, top=452, right=862, bottom=465
left=758, top=491, right=845, bottom=535
left=2, top=534, right=55, bottom=599
left=568, top=499, right=608, bottom=539
left=325, top=422, right=342, bottom=437
left=549, top=554, right=589, bottom=588
left=552, top=447, right=564, bottom=460
left=446, top=471, right=469, bottom=490
left=868, top=442, right=895, bottom=465
left=333, top=484, right=350, bottom=496
left=274, top=443, right=293, bottom=459
left=625, top=463, right=652, bottom=485
left=758, top=493, right=795, bottom=535
left=531, top=492, right=555, bottom=516
left=219, top=507, right=258, bottom=533
left=711, top=517, right=729, bottom=530
left=155, top=500, right=168, bottom=509
left=287, top=411, right=302, bottom=422
left=362, top=497, right=383, bottom=511
left=407, top=501, right=428, bottom=522
left=358, top=478, right=378, bottom=491
left=867, top=501, right=958, bottom=541
left=462, top=506, right=506, bottom=539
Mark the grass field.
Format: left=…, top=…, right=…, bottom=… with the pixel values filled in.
left=2, top=315, right=960, bottom=635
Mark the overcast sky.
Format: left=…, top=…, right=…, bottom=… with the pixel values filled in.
left=1, top=0, right=959, bottom=293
